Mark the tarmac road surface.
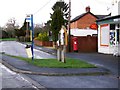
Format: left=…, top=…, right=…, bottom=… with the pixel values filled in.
left=0, top=41, right=56, bottom=59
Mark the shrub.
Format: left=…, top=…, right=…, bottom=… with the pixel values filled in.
left=0, top=30, right=9, bottom=38
left=36, top=32, right=49, bottom=41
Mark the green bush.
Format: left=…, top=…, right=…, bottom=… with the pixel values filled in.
left=36, top=32, right=49, bottom=41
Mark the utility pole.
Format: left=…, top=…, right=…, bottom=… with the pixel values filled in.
left=68, top=0, right=71, bottom=52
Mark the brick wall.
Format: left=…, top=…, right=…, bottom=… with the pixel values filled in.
left=34, top=39, right=53, bottom=47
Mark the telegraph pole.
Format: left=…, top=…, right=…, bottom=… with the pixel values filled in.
left=68, top=0, right=71, bottom=52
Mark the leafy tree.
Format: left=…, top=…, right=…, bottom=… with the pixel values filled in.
left=52, top=0, right=69, bottom=25
left=50, top=0, right=69, bottom=42
left=51, top=9, right=64, bottom=42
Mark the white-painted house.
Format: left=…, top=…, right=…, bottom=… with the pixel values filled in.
left=96, top=0, right=120, bottom=56
left=71, top=29, right=97, bottom=36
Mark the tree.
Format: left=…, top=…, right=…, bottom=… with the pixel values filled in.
left=34, top=24, right=43, bottom=38
left=51, top=9, right=64, bottom=42
left=14, top=28, right=26, bottom=37
left=5, top=18, right=19, bottom=38
left=0, top=27, right=9, bottom=38
left=52, top=0, right=69, bottom=25
left=50, top=0, right=69, bottom=42
left=14, top=19, right=27, bottom=42
left=44, top=20, right=51, bottom=32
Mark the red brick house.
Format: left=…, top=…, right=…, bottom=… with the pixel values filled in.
left=70, top=6, right=109, bottom=52
left=70, top=6, right=108, bottom=29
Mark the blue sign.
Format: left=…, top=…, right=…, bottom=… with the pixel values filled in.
left=26, top=15, right=31, bottom=22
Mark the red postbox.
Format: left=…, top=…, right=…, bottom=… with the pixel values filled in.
left=73, top=37, right=78, bottom=52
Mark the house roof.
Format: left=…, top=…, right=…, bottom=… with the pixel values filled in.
left=96, top=15, right=109, bottom=19
left=70, top=12, right=109, bottom=23
left=96, top=15, right=120, bottom=22
left=96, top=15, right=120, bottom=24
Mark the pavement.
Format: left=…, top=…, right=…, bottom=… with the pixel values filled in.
left=1, top=41, right=119, bottom=76
left=33, top=44, right=119, bottom=76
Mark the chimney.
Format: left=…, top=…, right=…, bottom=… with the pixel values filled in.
left=86, top=6, right=90, bottom=12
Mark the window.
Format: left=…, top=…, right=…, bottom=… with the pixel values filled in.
left=110, top=24, right=115, bottom=30
left=117, top=29, right=120, bottom=42
left=100, top=24, right=109, bottom=46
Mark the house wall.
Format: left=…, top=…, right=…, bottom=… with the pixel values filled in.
left=98, top=24, right=118, bottom=54
left=71, top=29, right=97, bottom=36
left=111, top=0, right=120, bottom=16
left=98, top=24, right=111, bottom=54
left=97, top=1, right=120, bottom=55
left=71, top=21, right=78, bottom=29
left=118, top=1, right=120, bottom=15
left=71, top=13, right=97, bottom=29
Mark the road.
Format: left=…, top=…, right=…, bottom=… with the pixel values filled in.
left=0, top=63, right=39, bottom=89
left=1, top=62, right=119, bottom=89
left=1, top=41, right=119, bottom=89
left=26, top=74, right=119, bottom=88
left=0, top=41, right=56, bottom=59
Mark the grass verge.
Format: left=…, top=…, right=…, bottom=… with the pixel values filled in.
left=0, top=38, right=16, bottom=41
left=5, top=54, right=96, bottom=68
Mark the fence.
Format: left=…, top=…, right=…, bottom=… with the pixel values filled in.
left=70, top=35, right=98, bottom=52
left=34, top=39, right=53, bottom=47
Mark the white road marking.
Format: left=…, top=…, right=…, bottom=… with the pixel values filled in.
left=0, top=63, right=16, bottom=75
left=0, top=63, right=38, bottom=89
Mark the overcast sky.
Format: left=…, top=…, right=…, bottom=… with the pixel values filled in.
left=0, top=0, right=114, bottom=27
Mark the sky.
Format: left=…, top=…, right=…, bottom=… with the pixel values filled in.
left=0, top=0, right=114, bottom=27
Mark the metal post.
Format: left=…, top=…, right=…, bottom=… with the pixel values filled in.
left=31, top=14, right=34, bottom=61
left=26, top=22, right=29, bottom=38
left=57, top=34, right=61, bottom=61
left=68, top=0, right=71, bottom=52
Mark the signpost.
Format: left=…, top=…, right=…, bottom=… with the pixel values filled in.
left=31, top=14, right=34, bottom=61
left=26, top=14, right=34, bottom=61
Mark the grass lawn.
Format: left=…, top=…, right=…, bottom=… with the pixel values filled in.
left=8, top=55, right=96, bottom=68
left=0, top=38, right=16, bottom=41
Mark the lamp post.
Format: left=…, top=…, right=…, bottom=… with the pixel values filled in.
left=68, top=0, right=71, bottom=52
